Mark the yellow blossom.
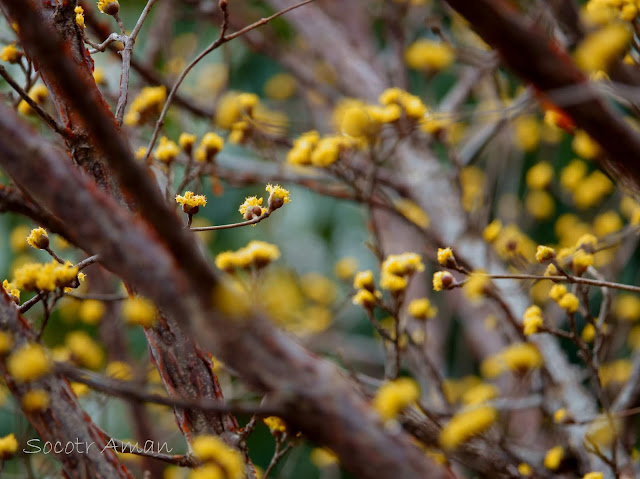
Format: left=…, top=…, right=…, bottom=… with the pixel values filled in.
left=17, top=84, right=48, bottom=115
left=615, top=294, right=640, bottom=321
left=196, top=132, right=224, bottom=162
left=560, top=159, right=588, bottom=191
left=571, top=249, right=594, bottom=275
left=179, top=133, right=196, bottom=152
left=238, top=196, right=266, bottom=220
left=575, top=23, right=631, bottom=73
left=341, top=106, right=380, bottom=139
left=439, top=405, right=497, bottom=449
left=381, top=252, right=424, bottom=276
left=7, top=343, right=51, bottom=382
left=26, top=227, right=49, bottom=250
left=353, top=270, right=375, bottom=291
left=372, top=377, right=420, bottom=421
left=523, top=305, right=544, bottom=336
left=437, top=247, right=456, bottom=267
left=191, top=435, right=244, bottom=479
left=554, top=408, right=568, bottom=423
left=124, top=86, right=165, bottom=126
left=599, top=359, right=632, bottom=387
left=215, top=240, right=280, bottom=271
left=264, top=73, right=297, bottom=100
left=0, top=43, right=21, bottom=63
left=572, top=130, right=601, bottom=160
left=407, top=298, right=437, bottom=320
left=263, top=416, right=286, bottom=433
left=558, top=292, right=579, bottom=313
left=483, top=219, right=502, bottom=243
left=549, top=284, right=568, bottom=301
left=74, top=6, right=85, bottom=28
left=78, top=299, right=106, bottom=325
left=405, top=39, right=454, bottom=71
left=380, top=272, right=407, bottom=292
left=0, top=331, right=13, bottom=356
left=22, top=389, right=50, bottom=412
left=287, top=131, right=320, bottom=165
left=97, top=0, right=119, bottom=15
left=122, top=296, right=157, bottom=328
left=460, top=383, right=498, bottom=406
left=310, top=136, right=345, bottom=167
left=310, top=448, right=338, bottom=468
left=513, top=115, right=540, bottom=152
left=544, top=446, right=564, bottom=470
left=525, top=190, right=555, bottom=220
left=574, top=171, right=614, bottom=209
left=352, top=289, right=378, bottom=308
left=517, top=463, right=532, bottom=476
left=582, top=323, right=596, bottom=342
left=3, top=279, right=20, bottom=303
left=266, top=184, right=290, bottom=210
left=481, top=343, right=543, bottom=378
left=154, top=136, right=180, bottom=163
left=583, top=473, right=603, bottom=479
left=535, top=245, right=556, bottom=263
left=593, top=210, right=623, bottom=237
left=175, top=191, right=207, bottom=214
left=526, top=161, right=554, bottom=189
left=0, top=434, right=18, bottom=459
left=433, top=271, right=454, bottom=291
left=106, top=361, right=133, bottom=381
left=334, top=257, right=358, bottom=280
left=66, top=331, right=104, bottom=370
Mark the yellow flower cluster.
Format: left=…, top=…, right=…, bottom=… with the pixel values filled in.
left=576, top=24, right=631, bottom=73
left=122, top=296, right=157, bottom=328
left=7, top=343, right=51, bottom=382
left=372, top=377, right=420, bottom=421
left=265, top=184, right=290, bottom=211
left=27, top=227, right=49, bottom=250
left=215, top=240, right=280, bottom=272
left=614, top=293, right=640, bottom=321
left=190, top=435, right=244, bottom=479
left=405, top=39, right=455, bottom=71
left=97, top=0, right=119, bottom=15
left=75, top=6, right=85, bottom=28
left=380, top=252, right=424, bottom=294
left=175, top=191, right=207, bottom=215
left=535, top=245, right=555, bottom=263
left=154, top=136, right=180, bottom=163
left=544, top=445, right=564, bottom=470
left=334, top=257, right=358, bottom=280
left=18, top=84, right=48, bottom=116
left=523, top=305, right=544, bottom=336
left=432, top=271, right=455, bottom=291
left=263, top=416, right=286, bottom=434
left=264, top=73, right=297, bottom=100
left=407, top=298, right=437, bottom=320
left=459, top=166, right=486, bottom=213
left=106, top=361, right=134, bottom=381
left=0, top=43, right=21, bottom=63
left=599, top=359, right=632, bottom=387
left=22, top=389, right=50, bottom=412
left=513, top=115, right=540, bottom=152
left=124, top=86, right=166, bottom=126
left=3, top=279, right=20, bottom=303
left=66, top=331, right=104, bottom=370
left=352, top=271, right=381, bottom=308
left=437, top=247, right=455, bottom=267
left=488, top=223, right=537, bottom=262
left=238, top=196, right=266, bottom=221
left=379, top=88, right=428, bottom=121
left=0, top=433, right=18, bottom=459
left=481, top=343, right=543, bottom=378
left=439, top=405, right=497, bottom=449
left=13, top=260, right=79, bottom=292
left=78, top=299, right=106, bottom=325
left=194, top=132, right=225, bottom=163
left=286, top=130, right=355, bottom=167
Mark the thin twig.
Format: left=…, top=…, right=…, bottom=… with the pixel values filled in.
left=143, top=0, right=317, bottom=162
left=0, top=65, right=69, bottom=138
